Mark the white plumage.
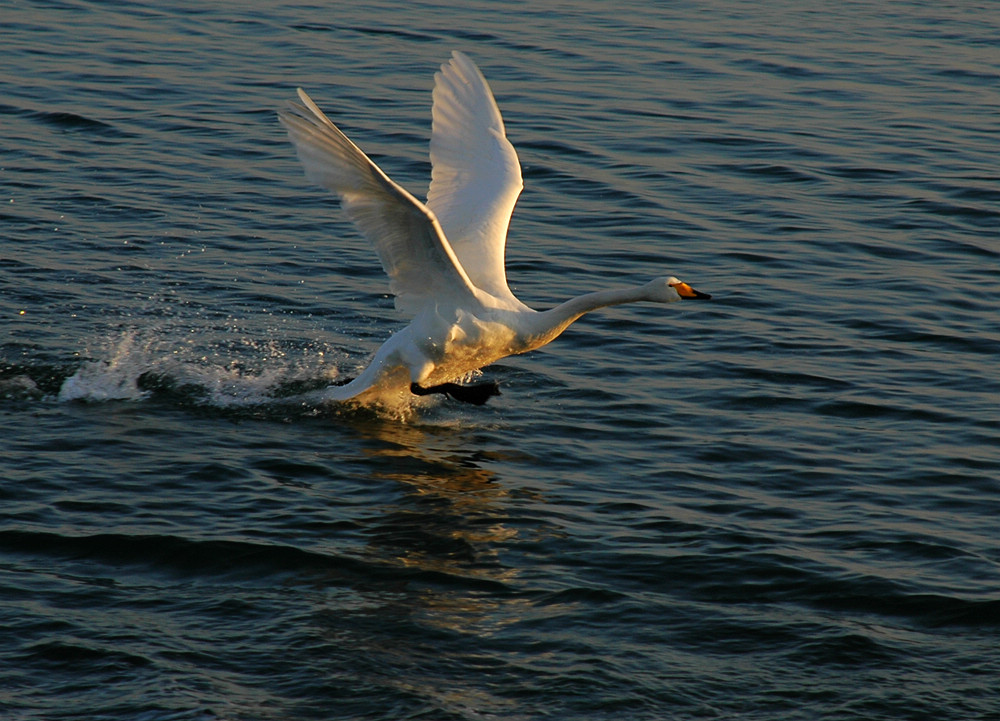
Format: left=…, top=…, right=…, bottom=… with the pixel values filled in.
left=278, top=52, right=709, bottom=406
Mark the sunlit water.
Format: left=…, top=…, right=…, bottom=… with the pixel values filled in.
left=2, top=2, right=999, bottom=719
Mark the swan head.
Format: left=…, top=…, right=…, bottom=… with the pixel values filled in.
left=644, top=276, right=712, bottom=303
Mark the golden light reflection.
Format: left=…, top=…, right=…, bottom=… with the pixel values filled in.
left=327, top=414, right=536, bottom=636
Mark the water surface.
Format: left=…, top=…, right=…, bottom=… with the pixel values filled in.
left=2, top=1, right=999, bottom=719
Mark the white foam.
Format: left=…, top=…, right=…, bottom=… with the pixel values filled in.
left=57, top=329, right=344, bottom=408
left=58, top=331, right=150, bottom=402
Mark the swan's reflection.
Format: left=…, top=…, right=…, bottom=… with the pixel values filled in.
left=352, top=416, right=522, bottom=592
left=303, top=414, right=540, bottom=715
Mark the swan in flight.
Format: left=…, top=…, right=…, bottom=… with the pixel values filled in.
left=278, top=51, right=709, bottom=406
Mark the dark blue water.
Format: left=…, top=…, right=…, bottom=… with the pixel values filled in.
left=3, top=1, right=999, bottom=719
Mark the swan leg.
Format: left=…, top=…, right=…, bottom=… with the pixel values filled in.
left=410, top=381, right=501, bottom=406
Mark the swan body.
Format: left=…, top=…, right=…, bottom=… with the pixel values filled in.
left=278, top=52, right=709, bottom=405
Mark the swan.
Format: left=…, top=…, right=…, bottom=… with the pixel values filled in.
left=278, top=51, right=709, bottom=406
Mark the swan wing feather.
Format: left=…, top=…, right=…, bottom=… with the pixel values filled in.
left=427, top=51, right=523, bottom=301
left=279, top=89, right=477, bottom=315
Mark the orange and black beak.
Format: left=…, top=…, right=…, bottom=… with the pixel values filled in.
left=672, top=281, right=711, bottom=300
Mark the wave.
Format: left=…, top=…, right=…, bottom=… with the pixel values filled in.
left=0, top=527, right=513, bottom=594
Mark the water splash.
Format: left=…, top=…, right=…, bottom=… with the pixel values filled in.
left=57, top=329, right=339, bottom=407
left=52, top=328, right=430, bottom=420
left=58, top=331, right=150, bottom=402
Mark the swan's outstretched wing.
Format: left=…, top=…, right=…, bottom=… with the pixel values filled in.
left=279, top=89, right=477, bottom=316
left=427, top=51, right=523, bottom=302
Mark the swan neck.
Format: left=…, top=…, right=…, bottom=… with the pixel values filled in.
left=525, top=285, right=649, bottom=348
left=556, top=286, right=648, bottom=319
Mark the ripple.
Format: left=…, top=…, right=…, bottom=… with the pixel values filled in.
left=4, top=2, right=1000, bottom=719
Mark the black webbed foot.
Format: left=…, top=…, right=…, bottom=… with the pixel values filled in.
left=444, top=380, right=501, bottom=405
left=410, top=380, right=501, bottom=406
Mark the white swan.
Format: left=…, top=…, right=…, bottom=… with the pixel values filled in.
left=278, top=51, right=709, bottom=406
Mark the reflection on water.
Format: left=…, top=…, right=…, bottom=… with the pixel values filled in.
left=353, top=417, right=522, bottom=591
left=302, top=420, right=536, bottom=718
